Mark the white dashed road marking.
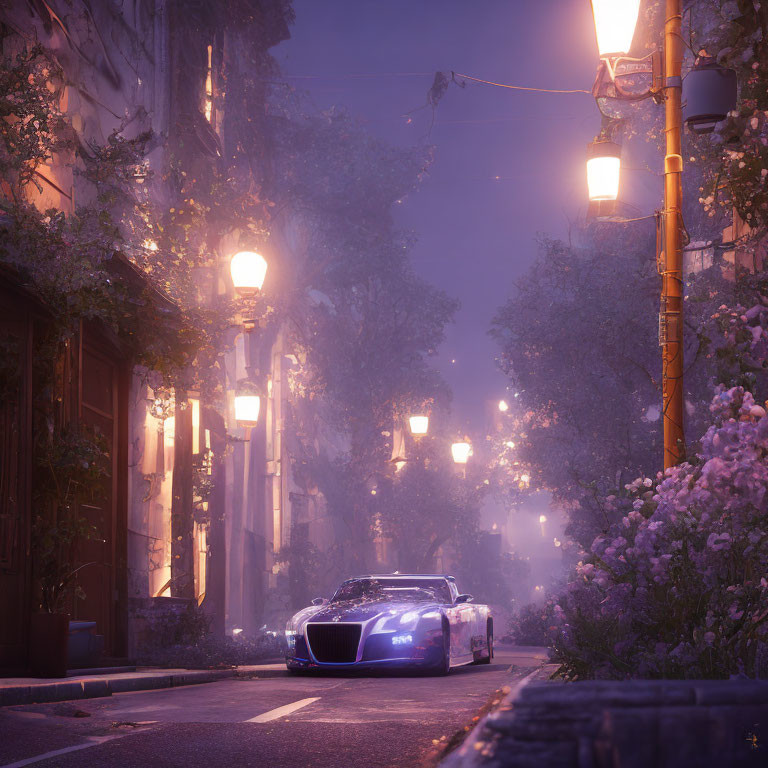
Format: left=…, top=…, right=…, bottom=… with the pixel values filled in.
left=0, top=736, right=124, bottom=768
left=245, top=697, right=321, bottom=723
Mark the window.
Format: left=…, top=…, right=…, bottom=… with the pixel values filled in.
left=204, top=45, right=214, bottom=123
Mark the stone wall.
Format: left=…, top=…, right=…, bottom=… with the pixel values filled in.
left=444, top=673, right=768, bottom=768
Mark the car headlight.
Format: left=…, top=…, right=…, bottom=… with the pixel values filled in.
left=392, top=633, right=413, bottom=646
left=286, top=630, right=298, bottom=648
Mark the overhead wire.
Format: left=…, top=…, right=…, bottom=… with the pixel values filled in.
left=451, top=71, right=591, bottom=95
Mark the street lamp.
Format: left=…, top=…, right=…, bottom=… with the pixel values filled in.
left=586, top=139, right=621, bottom=202
left=587, top=0, right=688, bottom=470
left=590, top=0, right=641, bottom=57
left=498, top=400, right=509, bottom=413
left=230, top=250, right=267, bottom=295
left=408, top=415, right=429, bottom=436
left=451, top=441, right=472, bottom=465
left=234, top=394, right=260, bottom=427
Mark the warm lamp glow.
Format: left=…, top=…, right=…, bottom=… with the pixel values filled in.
left=190, top=397, right=201, bottom=454
left=505, top=441, right=515, bottom=449
left=591, top=0, right=641, bottom=57
left=587, top=156, right=621, bottom=201
left=409, top=415, right=429, bottom=436
left=230, top=250, right=267, bottom=294
left=587, top=141, right=622, bottom=202
left=234, top=394, right=260, bottom=426
left=451, top=441, right=472, bottom=464
left=498, top=400, right=509, bottom=412
left=539, top=514, right=547, bottom=524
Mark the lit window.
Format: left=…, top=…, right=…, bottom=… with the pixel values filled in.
left=204, top=44, right=214, bottom=123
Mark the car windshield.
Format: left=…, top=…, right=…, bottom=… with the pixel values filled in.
left=331, top=578, right=451, bottom=604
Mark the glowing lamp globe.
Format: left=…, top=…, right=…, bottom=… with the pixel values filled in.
left=587, top=140, right=621, bottom=202
left=498, top=400, right=509, bottom=413
left=234, top=394, right=260, bottom=426
left=590, top=0, right=641, bottom=57
left=409, top=415, right=429, bottom=436
left=230, top=250, right=267, bottom=295
left=451, top=441, right=472, bottom=464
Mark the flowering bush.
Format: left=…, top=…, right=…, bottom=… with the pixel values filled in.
left=691, top=2, right=768, bottom=236
left=552, top=386, right=768, bottom=680
left=705, top=296, right=768, bottom=397
left=506, top=602, right=558, bottom=647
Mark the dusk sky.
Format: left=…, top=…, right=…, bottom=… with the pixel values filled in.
left=276, top=1, right=606, bottom=428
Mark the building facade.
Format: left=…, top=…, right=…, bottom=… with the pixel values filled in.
left=0, top=0, right=330, bottom=672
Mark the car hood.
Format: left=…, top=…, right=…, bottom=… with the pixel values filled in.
left=292, top=599, right=443, bottom=629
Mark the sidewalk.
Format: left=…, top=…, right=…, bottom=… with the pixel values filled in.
left=0, top=662, right=289, bottom=707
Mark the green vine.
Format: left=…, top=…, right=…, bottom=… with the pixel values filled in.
left=31, top=425, right=110, bottom=613
left=0, top=45, right=70, bottom=196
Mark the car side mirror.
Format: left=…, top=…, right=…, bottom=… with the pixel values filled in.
left=311, top=597, right=328, bottom=606
left=455, top=594, right=473, bottom=604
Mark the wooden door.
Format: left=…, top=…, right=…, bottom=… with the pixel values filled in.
left=0, top=310, right=32, bottom=672
left=75, top=342, right=118, bottom=653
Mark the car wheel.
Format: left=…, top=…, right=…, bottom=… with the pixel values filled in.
left=478, top=621, right=493, bottom=665
left=433, top=623, right=451, bottom=676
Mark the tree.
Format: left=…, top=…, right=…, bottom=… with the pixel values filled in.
left=269, top=108, right=458, bottom=573
left=491, top=228, right=658, bottom=545
left=374, top=434, right=480, bottom=573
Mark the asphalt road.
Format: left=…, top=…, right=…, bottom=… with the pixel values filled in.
left=0, top=647, right=547, bottom=768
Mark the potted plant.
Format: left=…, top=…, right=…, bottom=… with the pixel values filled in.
left=29, top=426, right=108, bottom=677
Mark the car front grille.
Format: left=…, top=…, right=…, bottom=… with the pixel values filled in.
left=306, top=623, right=361, bottom=663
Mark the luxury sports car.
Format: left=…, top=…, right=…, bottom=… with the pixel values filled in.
left=285, top=574, right=492, bottom=674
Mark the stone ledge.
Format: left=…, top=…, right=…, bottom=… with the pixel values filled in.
left=440, top=678, right=768, bottom=767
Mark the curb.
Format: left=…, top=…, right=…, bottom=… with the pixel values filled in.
left=0, top=669, right=236, bottom=707
left=234, top=665, right=290, bottom=679
left=235, top=670, right=291, bottom=679
left=438, top=663, right=558, bottom=767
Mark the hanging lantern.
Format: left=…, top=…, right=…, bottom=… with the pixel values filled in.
left=587, top=140, right=621, bottom=202
left=451, top=441, right=472, bottom=464
left=683, top=60, right=738, bottom=135
left=590, top=0, right=641, bottom=57
left=408, top=415, right=429, bottom=436
left=234, top=394, right=260, bottom=426
left=230, top=250, right=268, bottom=295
